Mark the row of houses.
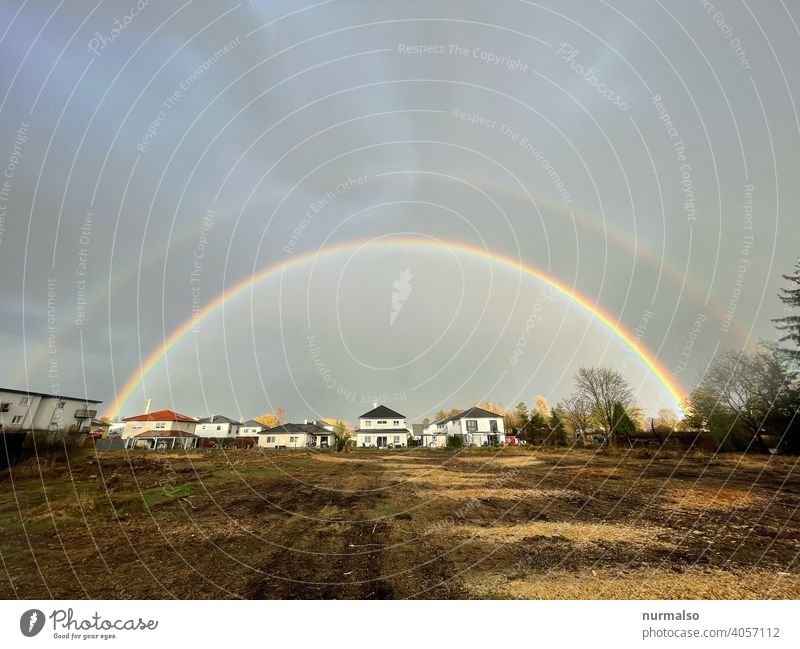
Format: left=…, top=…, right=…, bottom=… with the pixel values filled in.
left=118, top=410, right=337, bottom=450
left=0, top=387, right=508, bottom=451
left=120, top=404, right=507, bottom=451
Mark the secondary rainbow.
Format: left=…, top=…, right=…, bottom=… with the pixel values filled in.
left=105, top=237, right=685, bottom=418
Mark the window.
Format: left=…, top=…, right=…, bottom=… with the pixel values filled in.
left=266, top=436, right=275, bottom=443
left=12, top=415, right=22, bottom=424
left=289, top=436, right=298, bottom=444
left=364, top=420, right=371, bottom=427
left=216, top=425, right=221, bottom=430
left=0, top=403, right=9, bottom=412
left=466, top=420, right=478, bottom=432
left=56, top=401, right=65, bottom=409
left=394, top=436, right=400, bottom=443
left=364, top=436, right=371, bottom=444
left=20, top=397, right=29, bottom=405
left=490, top=419, right=498, bottom=432
left=155, top=422, right=165, bottom=429
left=393, top=420, right=400, bottom=426
left=377, top=420, right=387, bottom=424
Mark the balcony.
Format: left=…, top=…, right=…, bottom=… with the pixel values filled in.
left=74, top=409, right=97, bottom=419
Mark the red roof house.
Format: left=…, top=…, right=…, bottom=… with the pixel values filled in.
left=122, top=410, right=198, bottom=442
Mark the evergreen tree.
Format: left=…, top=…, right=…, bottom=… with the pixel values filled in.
left=774, top=259, right=800, bottom=351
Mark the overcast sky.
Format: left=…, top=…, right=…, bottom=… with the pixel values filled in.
left=1, top=0, right=798, bottom=423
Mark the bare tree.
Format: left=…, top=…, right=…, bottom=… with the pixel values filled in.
left=655, top=408, right=679, bottom=430
left=559, top=392, right=594, bottom=440
left=574, top=366, right=638, bottom=441
left=698, top=343, right=799, bottom=452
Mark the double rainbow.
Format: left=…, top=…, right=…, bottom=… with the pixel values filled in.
left=105, top=237, right=685, bottom=418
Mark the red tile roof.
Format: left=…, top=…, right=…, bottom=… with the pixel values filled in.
left=122, top=409, right=197, bottom=423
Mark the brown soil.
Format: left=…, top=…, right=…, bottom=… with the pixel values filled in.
left=0, top=447, right=798, bottom=599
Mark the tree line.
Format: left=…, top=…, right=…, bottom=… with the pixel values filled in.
left=443, top=259, right=800, bottom=454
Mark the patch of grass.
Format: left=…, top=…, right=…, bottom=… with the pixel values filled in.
left=139, top=482, right=194, bottom=508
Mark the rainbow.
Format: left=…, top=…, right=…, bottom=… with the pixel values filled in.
left=105, top=237, right=685, bottom=418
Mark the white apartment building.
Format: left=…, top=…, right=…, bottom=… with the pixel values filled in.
left=0, top=388, right=101, bottom=432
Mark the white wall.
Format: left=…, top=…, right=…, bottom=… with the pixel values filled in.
left=358, top=417, right=407, bottom=430
left=258, top=433, right=311, bottom=448
left=356, top=431, right=408, bottom=448
left=0, top=391, right=98, bottom=432
left=195, top=422, right=240, bottom=438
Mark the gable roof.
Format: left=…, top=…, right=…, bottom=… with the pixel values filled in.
left=242, top=419, right=265, bottom=428
left=358, top=405, right=405, bottom=420
left=261, top=422, right=331, bottom=434
left=197, top=414, right=239, bottom=425
left=430, top=406, right=503, bottom=425
left=456, top=406, right=503, bottom=419
left=122, top=409, right=197, bottom=423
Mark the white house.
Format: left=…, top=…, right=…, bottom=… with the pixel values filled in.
left=422, top=407, right=506, bottom=447
left=121, top=409, right=198, bottom=443
left=239, top=419, right=266, bottom=436
left=195, top=415, right=240, bottom=438
left=257, top=422, right=334, bottom=449
left=0, top=388, right=101, bottom=432
left=354, top=405, right=410, bottom=448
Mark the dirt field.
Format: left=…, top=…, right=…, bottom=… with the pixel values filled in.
left=1, top=447, right=799, bottom=599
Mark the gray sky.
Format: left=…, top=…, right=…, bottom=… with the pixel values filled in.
left=1, top=0, right=798, bottom=423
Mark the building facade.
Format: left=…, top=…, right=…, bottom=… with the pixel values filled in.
left=354, top=405, right=410, bottom=448
left=257, top=422, right=334, bottom=449
left=239, top=419, right=266, bottom=436
left=0, top=388, right=101, bottom=433
left=422, top=407, right=506, bottom=447
left=121, top=409, right=197, bottom=441
left=195, top=415, right=241, bottom=438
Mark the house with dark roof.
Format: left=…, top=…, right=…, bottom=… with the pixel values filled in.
left=121, top=409, right=198, bottom=443
left=354, top=405, right=410, bottom=448
left=195, top=414, right=241, bottom=438
left=257, top=422, right=335, bottom=449
left=422, top=407, right=506, bottom=447
left=239, top=419, right=267, bottom=436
